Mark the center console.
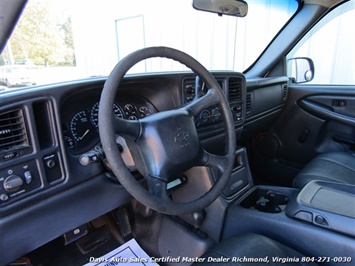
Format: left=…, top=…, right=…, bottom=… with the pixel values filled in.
left=221, top=157, right=355, bottom=262
left=172, top=143, right=355, bottom=263
left=286, top=180, right=355, bottom=238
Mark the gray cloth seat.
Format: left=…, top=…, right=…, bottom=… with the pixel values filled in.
left=293, top=152, right=355, bottom=188
left=197, top=233, right=317, bottom=265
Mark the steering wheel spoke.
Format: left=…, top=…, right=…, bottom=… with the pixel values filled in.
left=198, top=149, right=230, bottom=174
left=147, top=176, right=170, bottom=199
left=184, top=89, right=220, bottom=117
left=112, top=115, right=140, bottom=140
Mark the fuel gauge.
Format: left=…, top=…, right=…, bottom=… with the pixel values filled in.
left=64, top=135, right=75, bottom=149
left=62, top=123, right=75, bottom=149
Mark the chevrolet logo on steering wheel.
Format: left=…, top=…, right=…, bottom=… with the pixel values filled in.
left=174, top=130, right=189, bottom=143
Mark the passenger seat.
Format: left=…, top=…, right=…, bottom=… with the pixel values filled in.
left=293, top=152, right=355, bottom=188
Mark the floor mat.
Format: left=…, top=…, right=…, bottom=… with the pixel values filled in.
left=83, top=239, right=159, bottom=266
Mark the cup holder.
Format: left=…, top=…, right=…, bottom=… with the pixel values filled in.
left=240, top=188, right=290, bottom=213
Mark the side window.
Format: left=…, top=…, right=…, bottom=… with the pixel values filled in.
left=287, top=2, right=355, bottom=85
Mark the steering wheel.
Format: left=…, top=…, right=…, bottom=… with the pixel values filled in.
left=99, top=47, right=236, bottom=215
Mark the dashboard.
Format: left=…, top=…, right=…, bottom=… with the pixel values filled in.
left=0, top=72, right=248, bottom=210
left=0, top=71, right=288, bottom=265
left=0, top=72, right=292, bottom=211
left=0, top=71, right=293, bottom=212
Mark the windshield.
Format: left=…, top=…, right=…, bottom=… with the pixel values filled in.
left=0, top=0, right=298, bottom=88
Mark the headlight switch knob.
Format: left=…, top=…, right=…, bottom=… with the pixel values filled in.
left=3, top=175, right=24, bottom=192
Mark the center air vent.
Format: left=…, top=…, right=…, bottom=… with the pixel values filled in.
left=0, top=109, right=29, bottom=153
left=228, top=78, right=242, bottom=101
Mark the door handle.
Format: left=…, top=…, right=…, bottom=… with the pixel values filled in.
left=299, top=99, right=355, bottom=127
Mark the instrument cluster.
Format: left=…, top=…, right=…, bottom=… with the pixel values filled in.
left=62, top=98, right=155, bottom=153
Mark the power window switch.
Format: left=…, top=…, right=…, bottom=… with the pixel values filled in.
left=332, top=99, right=346, bottom=107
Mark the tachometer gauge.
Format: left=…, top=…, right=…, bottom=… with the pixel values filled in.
left=91, top=102, right=124, bottom=128
left=70, top=110, right=97, bottom=144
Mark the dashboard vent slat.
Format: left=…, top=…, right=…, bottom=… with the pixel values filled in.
left=228, top=78, right=242, bottom=101
left=0, top=109, right=29, bottom=152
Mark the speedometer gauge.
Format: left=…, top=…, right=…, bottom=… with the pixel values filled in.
left=91, top=102, right=124, bottom=128
left=70, top=110, right=97, bottom=144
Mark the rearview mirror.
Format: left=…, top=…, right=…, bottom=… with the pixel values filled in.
left=287, top=57, right=315, bottom=84
left=193, top=0, right=248, bottom=17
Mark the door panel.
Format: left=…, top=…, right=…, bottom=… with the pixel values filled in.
left=251, top=85, right=355, bottom=186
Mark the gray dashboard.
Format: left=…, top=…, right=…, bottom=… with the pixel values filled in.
left=0, top=71, right=288, bottom=265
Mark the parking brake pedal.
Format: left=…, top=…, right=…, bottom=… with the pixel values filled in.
left=76, top=225, right=111, bottom=254
left=64, top=224, right=89, bottom=245
left=113, top=208, right=133, bottom=240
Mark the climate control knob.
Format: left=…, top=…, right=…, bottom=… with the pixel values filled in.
left=3, top=175, right=24, bottom=192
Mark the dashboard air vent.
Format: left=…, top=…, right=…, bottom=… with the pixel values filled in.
left=228, top=78, right=242, bottom=101
left=0, top=109, right=29, bottom=152
left=246, top=93, right=252, bottom=117
left=183, top=79, right=195, bottom=103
